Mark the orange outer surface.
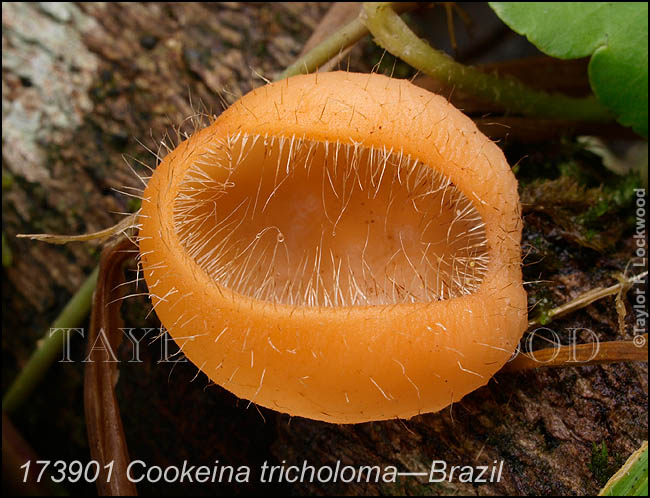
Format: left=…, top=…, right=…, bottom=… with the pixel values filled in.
left=139, top=72, right=528, bottom=423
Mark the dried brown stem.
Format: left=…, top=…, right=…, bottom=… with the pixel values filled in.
left=16, top=212, right=139, bottom=245
left=502, top=334, right=648, bottom=373
left=84, top=238, right=138, bottom=496
left=528, top=271, right=648, bottom=328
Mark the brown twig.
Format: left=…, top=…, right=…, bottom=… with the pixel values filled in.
left=84, top=238, right=138, bottom=496
left=528, top=271, right=648, bottom=329
left=16, top=212, right=139, bottom=245
left=502, top=271, right=649, bottom=372
left=502, top=334, right=648, bottom=373
left=2, top=412, right=64, bottom=495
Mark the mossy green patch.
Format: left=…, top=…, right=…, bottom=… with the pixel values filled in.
left=521, top=173, right=641, bottom=252
left=589, top=441, right=623, bottom=488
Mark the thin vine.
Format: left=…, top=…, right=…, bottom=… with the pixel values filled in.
left=3, top=266, right=99, bottom=413
left=362, top=2, right=614, bottom=122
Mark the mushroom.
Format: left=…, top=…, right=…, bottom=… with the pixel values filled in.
left=138, top=71, right=527, bottom=423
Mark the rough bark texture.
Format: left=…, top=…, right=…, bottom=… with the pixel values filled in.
left=2, top=2, right=647, bottom=496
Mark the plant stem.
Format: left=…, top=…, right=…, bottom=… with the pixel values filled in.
left=279, top=14, right=367, bottom=80
left=2, top=265, right=99, bottom=414
left=16, top=212, right=139, bottom=245
left=2, top=231, right=12, bottom=267
left=528, top=271, right=648, bottom=328
left=362, top=2, right=614, bottom=122
left=503, top=272, right=648, bottom=372
left=279, top=2, right=417, bottom=80
left=502, top=334, right=647, bottom=372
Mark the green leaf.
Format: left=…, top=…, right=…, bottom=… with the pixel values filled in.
left=599, top=441, right=648, bottom=496
left=489, top=2, right=648, bottom=137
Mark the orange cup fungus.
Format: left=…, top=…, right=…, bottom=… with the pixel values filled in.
left=138, top=71, right=527, bottom=424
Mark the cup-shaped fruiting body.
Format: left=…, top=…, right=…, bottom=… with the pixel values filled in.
left=138, top=71, right=527, bottom=424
